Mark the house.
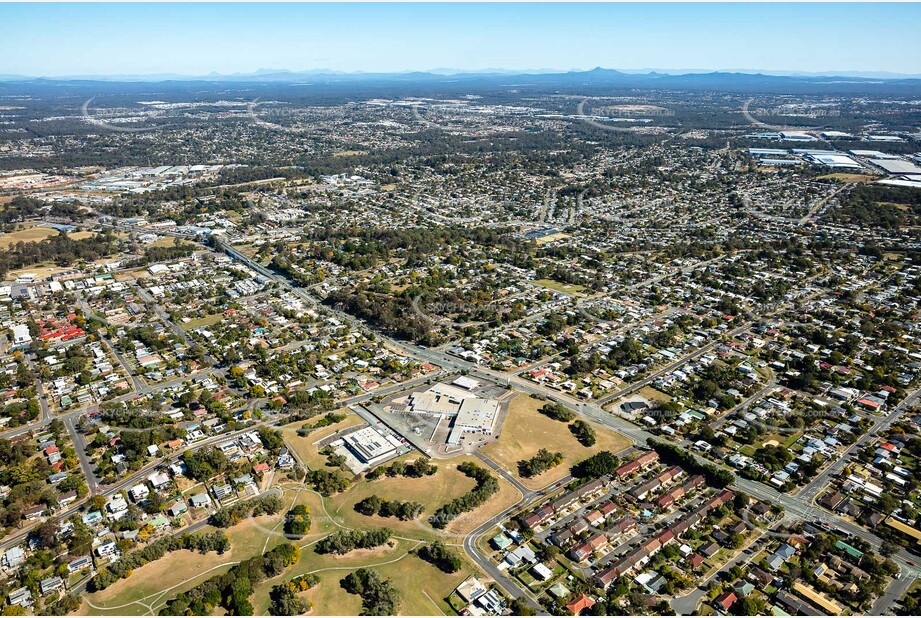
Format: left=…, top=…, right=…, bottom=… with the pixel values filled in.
left=7, top=587, right=33, bottom=608
left=565, top=593, right=596, bottom=615
left=550, top=528, right=574, bottom=548
left=734, top=581, right=755, bottom=597
left=168, top=502, right=188, bottom=518
left=253, top=462, right=271, bottom=475
left=749, top=566, right=775, bottom=588
left=688, top=553, right=706, bottom=570
left=699, top=541, right=720, bottom=557
left=765, top=554, right=785, bottom=572
left=212, top=483, right=233, bottom=500
left=531, top=562, right=554, bottom=581
left=129, top=483, right=150, bottom=502
left=491, top=533, right=513, bottom=550
left=569, top=543, right=593, bottom=562
left=503, top=545, right=536, bottom=568
left=190, top=493, right=211, bottom=509
left=67, top=556, right=92, bottom=573
left=96, top=540, right=118, bottom=557
left=714, top=590, right=737, bottom=612
left=23, top=504, right=45, bottom=521
left=2, top=546, right=25, bottom=568
left=455, top=577, right=488, bottom=604
left=40, top=576, right=64, bottom=595
left=148, top=471, right=170, bottom=489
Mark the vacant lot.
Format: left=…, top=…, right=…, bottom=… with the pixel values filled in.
left=482, top=394, right=632, bottom=489
left=533, top=278, right=586, bottom=297
left=818, top=173, right=879, bottom=183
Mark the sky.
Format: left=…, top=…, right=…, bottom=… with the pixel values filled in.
left=3, top=2, right=921, bottom=77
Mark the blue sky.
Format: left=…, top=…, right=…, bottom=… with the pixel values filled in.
left=3, top=3, right=920, bottom=77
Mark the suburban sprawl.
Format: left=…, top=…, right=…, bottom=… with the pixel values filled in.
left=0, top=69, right=919, bottom=616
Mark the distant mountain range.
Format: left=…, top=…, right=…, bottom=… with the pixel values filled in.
left=3, top=67, right=921, bottom=84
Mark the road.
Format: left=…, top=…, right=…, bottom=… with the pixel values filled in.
left=799, top=387, right=921, bottom=505
left=35, top=219, right=920, bottom=611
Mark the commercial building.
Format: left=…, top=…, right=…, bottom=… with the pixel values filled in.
left=341, top=426, right=404, bottom=466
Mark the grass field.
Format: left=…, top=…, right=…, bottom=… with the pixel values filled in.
left=481, top=394, right=632, bottom=489
left=638, top=385, right=673, bottom=404
left=0, top=225, right=97, bottom=248
left=532, top=278, right=586, bottom=297
left=325, top=454, right=477, bottom=537
left=79, top=486, right=340, bottom=615
left=0, top=226, right=58, bottom=247
left=182, top=313, right=225, bottom=329
left=251, top=541, right=472, bottom=616
left=817, top=173, right=879, bottom=183
left=534, top=232, right=571, bottom=245
left=79, top=464, right=500, bottom=617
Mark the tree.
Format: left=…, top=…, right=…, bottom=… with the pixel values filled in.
left=417, top=541, right=462, bottom=573
left=509, top=598, right=536, bottom=616
left=284, top=504, right=311, bottom=538
left=268, top=583, right=311, bottom=616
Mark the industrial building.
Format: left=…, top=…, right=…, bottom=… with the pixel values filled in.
left=400, top=381, right=502, bottom=446
left=340, top=426, right=405, bottom=467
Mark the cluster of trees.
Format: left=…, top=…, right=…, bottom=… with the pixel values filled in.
left=354, top=495, right=424, bottom=521
left=417, top=541, right=462, bottom=573
left=315, top=528, right=393, bottom=555
left=283, top=504, right=310, bottom=538
left=518, top=449, right=564, bottom=478
left=159, top=543, right=301, bottom=616
left=340, top=568, right=401, bottom=616
left=268, top=575, right=318, bottom=616
left=295, top=411, right=347, bottom=436
left=429, top=462, right=498, bottom=529
left=182, top=448, right=230, bottom=482
left=571, top=450, right=620, bottom=479
left=648, top=440, right=734, bottom=487
left=539, top=402, right=576, bottom=422
left=122, top=240, right=196, bottom=267
left=306, top=468, right=352, bottom=496
left=211, top=494, right=284, bottom=528
left=0, top=230, right=119, bottom=281
left=834, top=184, right=921, bottom=230
left=365, top=458, right=437, bottom=480
left=89, top=531, right=229, bottom=591
left=569, top=420, right=597, bottom=446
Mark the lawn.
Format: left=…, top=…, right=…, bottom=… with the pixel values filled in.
left=0, top=225, right=59, bottom=248
left=638, top=385, right=673, bottom=404
left=183, top=313, right=225, bottom=329
left=532, top=278, right=586, bottom=297
left=80, top=471, right=494, bottom=617
left=481, top=394, right=633, bottom=489
left=79, top=487, right=333, bottom=615
left=0, top=225, right=96, bottom=248
left=817, top=173, right=879, bottom=183
left=324, top=454, right=477, bottom=538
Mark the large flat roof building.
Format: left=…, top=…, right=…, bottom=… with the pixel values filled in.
left=341, top=426, right=404, bottom=466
